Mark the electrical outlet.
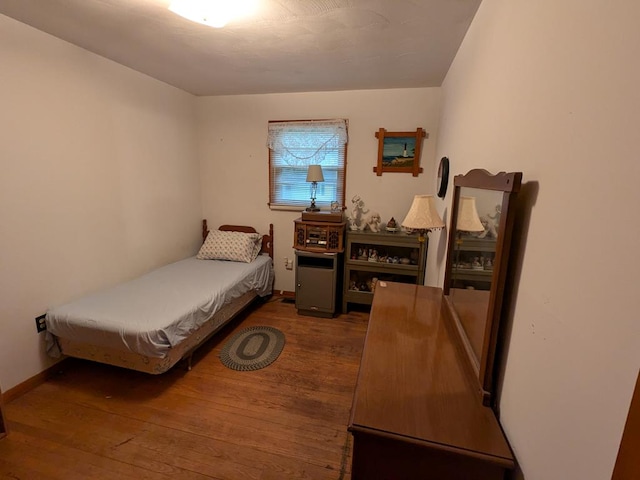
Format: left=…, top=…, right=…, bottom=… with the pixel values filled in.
left=35, top=314, right=47, bottom=333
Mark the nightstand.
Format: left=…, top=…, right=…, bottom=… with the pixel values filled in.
left=293, top=216, right=345, bottom=317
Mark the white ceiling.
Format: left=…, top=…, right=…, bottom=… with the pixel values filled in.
left=0, top=0, right=481, bottom=96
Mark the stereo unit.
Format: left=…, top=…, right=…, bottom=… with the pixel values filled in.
left=294, top=218, right=345, bottom=253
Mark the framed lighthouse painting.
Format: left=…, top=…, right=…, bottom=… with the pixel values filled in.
left=373, top=128, right=427, bottom=176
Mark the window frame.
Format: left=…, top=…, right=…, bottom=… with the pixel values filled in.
left=267, top=119, right=348, bottom=211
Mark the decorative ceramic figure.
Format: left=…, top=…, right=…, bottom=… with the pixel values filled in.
left=477, top=216, right=498, bottom=239
left=348, top=195, right=369, bottom=231
left=487, top=204, right=501, bottom=226
left=365, top=212, right=382, bottom=232
left=386, top=217, right=398, bottom=232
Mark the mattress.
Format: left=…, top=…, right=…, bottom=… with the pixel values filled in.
left=45, top=255, right=273, bottom=358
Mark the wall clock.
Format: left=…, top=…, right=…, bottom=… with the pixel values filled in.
left=437, top=157, right=449, bottom=198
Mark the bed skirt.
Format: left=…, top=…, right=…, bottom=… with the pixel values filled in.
left=55, top=289, right=260, bottom=374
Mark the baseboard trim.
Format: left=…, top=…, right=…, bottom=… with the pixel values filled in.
left=275, top=290, right=295, bottom=300
left=3, top=359, right=70, bottom=404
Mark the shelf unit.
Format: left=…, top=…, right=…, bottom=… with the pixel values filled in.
left=450, top=236, right=496, bottom=290
left=342, top=229, right=427, bottom=312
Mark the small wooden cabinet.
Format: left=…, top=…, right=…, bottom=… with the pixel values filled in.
left=342, top=229, right=427, bottom=312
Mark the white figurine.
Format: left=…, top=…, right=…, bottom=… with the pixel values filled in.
left=348, top=195, right=369, bottom=230
left=476, top=216, right=498, bottom=239
left=364, top=212, right=382, bottom=232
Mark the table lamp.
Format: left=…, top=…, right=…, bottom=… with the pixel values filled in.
left=305, top=165, right=324, bottom=212
left=401, top=195, right=444, bottom=242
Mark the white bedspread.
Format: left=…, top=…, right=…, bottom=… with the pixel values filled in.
left=46, top=255, right=273, bottom=358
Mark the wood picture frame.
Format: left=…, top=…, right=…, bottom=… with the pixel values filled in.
left=373, top=128, right=427, bottom=176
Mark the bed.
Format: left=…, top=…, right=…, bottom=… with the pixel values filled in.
left=45, top=220, right=274, bottom=374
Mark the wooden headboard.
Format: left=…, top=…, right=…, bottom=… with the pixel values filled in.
left=201, top=219, right=274, bottom=259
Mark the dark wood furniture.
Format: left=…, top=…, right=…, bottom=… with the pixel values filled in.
left=342, top=229, right=427, bottom=312
left=348, top=282, right=514, bottom=480
left=613, top=370, right=640, bottom=480
left=444, top=169, right=522, bottom=405
left=0, top=384, right=6, bottom=439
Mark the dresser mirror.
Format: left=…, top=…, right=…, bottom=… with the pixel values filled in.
left=443, top=169, right=522, bottom=406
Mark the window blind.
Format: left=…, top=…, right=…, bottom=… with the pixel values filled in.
left=267, top=119, right=348, bottom=210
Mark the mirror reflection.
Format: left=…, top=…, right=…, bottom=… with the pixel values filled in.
left=443, top=169, right=522, bottom=406
left=449, top=187, right=503, bottom=363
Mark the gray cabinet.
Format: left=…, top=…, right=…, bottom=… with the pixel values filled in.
left=342, top=230, right=427, bottom=312
left=295, top=251, right=341, bottom=318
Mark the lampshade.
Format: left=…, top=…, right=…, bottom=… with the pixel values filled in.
left=456, top=196, right=484, bottom=232
left=401, top=195, right=445, bottom=231
left=306, top=165, right=325, bottom=183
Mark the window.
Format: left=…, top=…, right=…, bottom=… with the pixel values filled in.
left=267, top=119, right=348, bottom=210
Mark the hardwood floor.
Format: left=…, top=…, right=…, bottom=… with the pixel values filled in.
left=0, top=298, right=369, bottom=480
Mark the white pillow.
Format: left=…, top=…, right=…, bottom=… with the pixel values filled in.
left=197, top=230, right=261, bottom=263
left=252, top=235, right=264, bottom=259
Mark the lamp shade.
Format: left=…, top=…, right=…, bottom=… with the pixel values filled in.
left=401, top=195, right=445, bottom=231
left=456, top=196, right=484, bottom=232
left=306, top=165, right=325, bottom=182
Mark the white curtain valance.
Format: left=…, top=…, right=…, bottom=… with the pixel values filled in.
left=267, top=119, right=348, bottom=166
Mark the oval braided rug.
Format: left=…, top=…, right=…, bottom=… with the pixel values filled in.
left=219, top=326, right=285, bottom=371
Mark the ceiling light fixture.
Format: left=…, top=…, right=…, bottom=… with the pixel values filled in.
left=168, top=0, right=259, bottom=28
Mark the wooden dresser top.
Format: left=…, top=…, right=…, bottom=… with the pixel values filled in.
left=349, top=282, right=513, bottom=466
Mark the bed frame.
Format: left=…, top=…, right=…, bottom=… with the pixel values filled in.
left=55, top=220, right=274, bottom=374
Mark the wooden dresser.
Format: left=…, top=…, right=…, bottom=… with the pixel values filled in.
left=348, top=282, right=514, bottom=480
left=0, top=384, right=6, bottom=439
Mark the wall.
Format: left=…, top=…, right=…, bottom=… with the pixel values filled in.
left=434, top=0, right=640, bottom=478
left=196, top=88, right=442, bottom=293
left=0, top=15, right=201, bottom=391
